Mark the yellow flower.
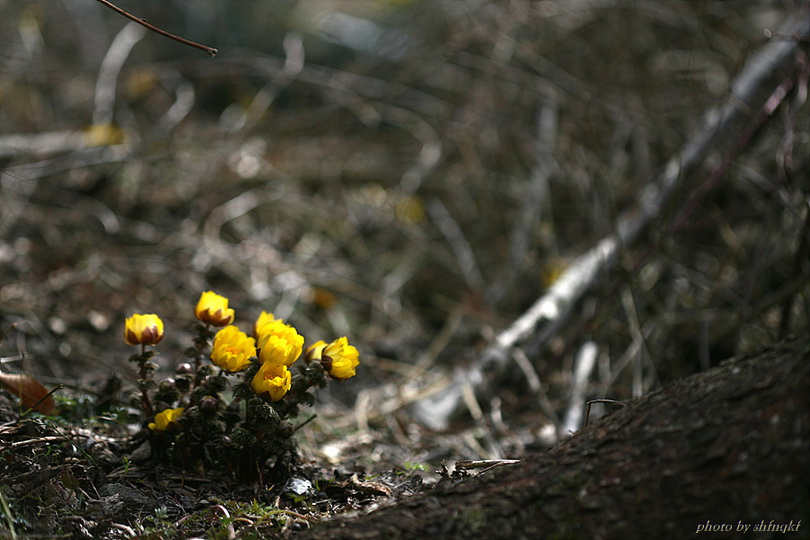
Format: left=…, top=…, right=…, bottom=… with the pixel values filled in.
left=148, top=407, right=184, bottom=431
left=256, top=319, right=304, bottom=367
left=253, top=310, right=278, bottom=338
left=311, top=337, right=360, bottom=380
left=251, top=361, right=292, bottom=402
left=124, top=313, right=164, bottom=346
left=210, top=325, right=256, bottom=373
left=304, top=340, right=327, bottom=363
left=194, top=291, right=235, bottom=327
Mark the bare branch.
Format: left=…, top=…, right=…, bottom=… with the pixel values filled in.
left=93, top=0, right=218, bottom=57
left=411, top=7, right=810, bottom=431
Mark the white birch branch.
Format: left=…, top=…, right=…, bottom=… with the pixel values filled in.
left=412, top=8, right=809, bottom=430
left=562, top=341, right=599, bottom=434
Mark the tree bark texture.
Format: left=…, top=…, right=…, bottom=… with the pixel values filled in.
left=297, top=335, right=809, bottom=539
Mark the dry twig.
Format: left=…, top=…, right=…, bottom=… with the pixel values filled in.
left=93, top=0, right=218, bottom=56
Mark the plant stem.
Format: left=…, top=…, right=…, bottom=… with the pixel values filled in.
left=139, top=345, right=154, bottom=417
left=191, top=323, right=211, bottom=392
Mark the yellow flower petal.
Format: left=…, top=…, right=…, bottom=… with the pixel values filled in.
left=304, top=340, right=327, bottom=363
left=195, top=291, right=235, bottom=327
left=148, top=407, right=184, bottom=431
left=257, top=320, right=304, bottom=367
left=210, top=325, right=256, bottom=373
left=124, top=313, right=164, bottom=346
left=253, top=311, right=278, bottom=338
left=251, top=362, right=292, bottom=402
left=321, top=337, right=360, bottom=380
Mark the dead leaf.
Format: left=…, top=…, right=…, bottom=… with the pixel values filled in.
left=0, top=373, right=56, bottom=414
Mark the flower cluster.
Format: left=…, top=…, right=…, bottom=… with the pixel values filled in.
left=122, top=291, right=360, bottom=480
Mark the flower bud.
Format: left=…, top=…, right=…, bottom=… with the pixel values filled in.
left=305, top=337, right=360, bottom=381
left=175, top=363, right=193, bottom=375
left=319, top=337, right=360, bottom=380
left=194, top=291, right=235, bottom=327
left=199, top=395, right=219, bottom=414
left=124, top=313, right=164, bottom=346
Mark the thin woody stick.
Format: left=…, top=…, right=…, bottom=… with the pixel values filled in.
left=93, top=0, right=218, bottom=57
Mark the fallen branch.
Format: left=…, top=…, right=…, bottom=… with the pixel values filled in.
left=412, top=7, right=810, bottom=430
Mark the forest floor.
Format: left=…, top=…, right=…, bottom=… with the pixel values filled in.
left=0, top=389, right=438, bottom=539
left=1, top=313, right=552, bottom=539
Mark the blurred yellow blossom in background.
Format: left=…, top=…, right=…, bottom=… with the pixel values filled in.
left=83, top=123, right=126, bottom=147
